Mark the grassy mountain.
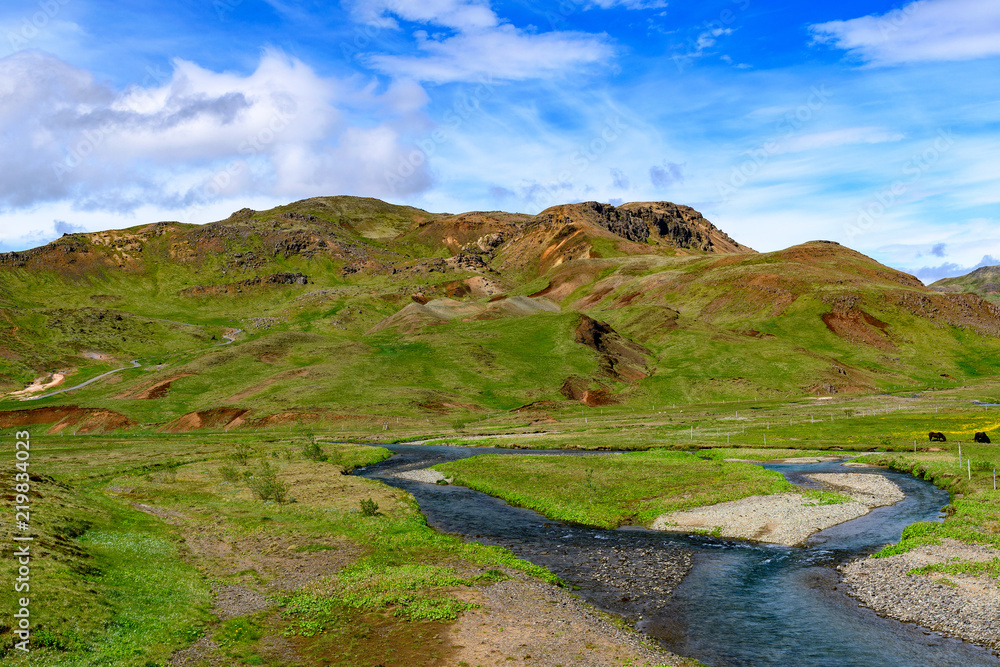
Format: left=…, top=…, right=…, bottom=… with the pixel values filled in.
left=931, top=264, right=1000, bottom=305
left=3, top=195, right=1000, bottom=432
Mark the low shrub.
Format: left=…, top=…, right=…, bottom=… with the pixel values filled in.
left=301, top=439, right=328, bottom=462
left=245, top=461, right=289, bottom=503
left=359, top=498, right=380, bottom=516
left=230, top=444, right=253, bottom=466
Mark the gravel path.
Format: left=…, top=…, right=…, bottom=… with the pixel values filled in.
left=840, top=539, right=1000, bottom=649
left=651, top=473, right=904, bottom=546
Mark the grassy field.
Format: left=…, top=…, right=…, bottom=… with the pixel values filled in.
left=4, top=381, right=1000, bottom=663
left=435, top=450, right=797, bottom=528
left=0, top=432, right=555, bottom=666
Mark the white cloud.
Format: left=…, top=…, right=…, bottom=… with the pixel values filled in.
left=0, top=49, right=433, bottom=217
left=775, top=126, right=904, bottom=154
left=349, top=0, right=667, bottom=28
left=810, top=0, right=1000, bottom=66
left=696, top=27, right=731, bottom=51
left=873, top=217, right=1000, bottom=283
left=349, top=0, right=614, bottom=83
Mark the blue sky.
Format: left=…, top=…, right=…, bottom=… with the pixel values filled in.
left=1, top=0, right=998, bottom=283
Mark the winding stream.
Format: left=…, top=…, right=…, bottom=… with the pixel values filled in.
left=358, top=445, right=1000, bottom=666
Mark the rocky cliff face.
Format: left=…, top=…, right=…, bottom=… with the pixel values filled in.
left=537, top=201, right=754, bottom=254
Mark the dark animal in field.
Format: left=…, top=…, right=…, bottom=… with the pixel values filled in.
left=928, top=431, right=947, bottom=442
left=975, top=432, right=991, bottom=443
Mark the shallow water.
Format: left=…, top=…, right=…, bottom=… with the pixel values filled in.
left=358, top=445, right=1000, bottom=666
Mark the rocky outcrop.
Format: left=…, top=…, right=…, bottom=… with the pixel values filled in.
left=895, top=291, right=1000, bottom=336
left=581, top=202, right=650, bottom=243
left=539, top=201, right=754, bottom=254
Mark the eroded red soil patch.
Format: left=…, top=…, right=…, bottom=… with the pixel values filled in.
left=161, top=407, right=249, bottom=432
left=0, top=405, right=135, bottom=433
left=117, top=373, right=194, bottom=399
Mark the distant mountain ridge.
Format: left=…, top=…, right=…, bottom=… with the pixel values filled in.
left=931, top=264, right=1000, bottom=297
left=0, top=197, right=747, bottom=279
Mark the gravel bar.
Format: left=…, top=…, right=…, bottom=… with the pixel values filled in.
left=388, top=468, right=452, bottom=484
left=840, top=539, right=1000, bottom=650
left=651, top=473, right=904, bottom=546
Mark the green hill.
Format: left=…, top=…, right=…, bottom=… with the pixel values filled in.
left=3, top=196, right=1000, bottom=432
left=931, top=264, right=1000, bottom=306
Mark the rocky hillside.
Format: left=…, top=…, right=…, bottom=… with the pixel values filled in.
left=2, top=196, right=999, bottom=432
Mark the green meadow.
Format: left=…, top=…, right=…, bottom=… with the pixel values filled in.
left=0, top=433, right=554, bottom=666
left=435, top=450, right=796, bottom=528
left=5, top=366, right=1000, bottom=665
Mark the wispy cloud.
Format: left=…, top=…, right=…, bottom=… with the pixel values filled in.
left=810, top=0, right=1000, bottom=66
left=368, top=27, right=613, bottom=83
left=346, top=0, right=499, bottom=31
left=775, top=126, right=904, bottom=154
left=350, top=0, right=614, bottom=82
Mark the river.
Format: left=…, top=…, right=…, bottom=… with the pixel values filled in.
left=358, top=444, right=1000, bottom=666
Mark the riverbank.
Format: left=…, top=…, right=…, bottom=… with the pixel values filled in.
left=651, top=473, right=904, bottom=545
left=444, top=572, right=693, bottom=667
left=841, top=539, right=1000, bottom=650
